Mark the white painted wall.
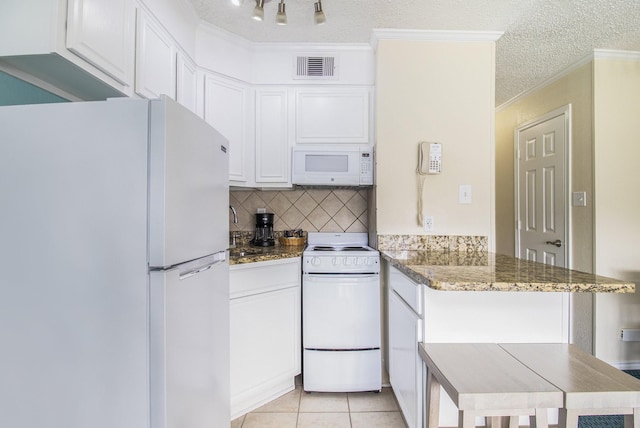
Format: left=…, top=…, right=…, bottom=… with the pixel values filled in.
left=196, top=23, right=253, bottom=83
left=195, top=22, right=374, bottom=86
left=142, top=0, right=199, bottom=58
left=250, top=44, right=374, bottom=86
left=374, top=37, right=495, bottom=245
left=593, top=55, right=640, bottom=366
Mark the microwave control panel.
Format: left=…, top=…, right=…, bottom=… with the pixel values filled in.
left=360, top=150, right=374, bottom=185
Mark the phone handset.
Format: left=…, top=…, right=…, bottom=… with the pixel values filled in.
left=417, top=142, right=442, bottom=226
left=417, top=142, right=442, bottom=175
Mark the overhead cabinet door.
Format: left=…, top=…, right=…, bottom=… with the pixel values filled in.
left=295, top=89, right=371, bottom=144
left=256, top=89, right=291, bottom=185
left=135, top=8, right=176, bottom=99
left=66, top=0, right=135, bottom=86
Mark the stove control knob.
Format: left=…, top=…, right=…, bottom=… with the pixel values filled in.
left=331, top=257, right=337, bottom=265
left=311, top=257, right=321, bottom=266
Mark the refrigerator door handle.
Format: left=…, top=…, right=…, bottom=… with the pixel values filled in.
left=179, top=258, right=225, bottom=280
left=180, top=264, right=213, bottom=280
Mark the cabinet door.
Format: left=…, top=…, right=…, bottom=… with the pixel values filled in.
left=230, top=286, right=300, bottom=416
left=204, top=75, right=252, bottom=184
left=256, top=89, right=291, bottom=184
left=66, top=0, right=134, bottom=86
left=295, top=88, right=370, bottom=144
left=176, top=52, right=198, bottom=114
left=135, top=9, right=176, bottom=99
left=388, top=290, right=422, bottom=428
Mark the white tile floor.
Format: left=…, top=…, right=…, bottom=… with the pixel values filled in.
left=231, top=387, right=407, bottom=428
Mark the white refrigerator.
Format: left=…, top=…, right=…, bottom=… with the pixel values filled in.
left=0, top=96, right=230, bottom=428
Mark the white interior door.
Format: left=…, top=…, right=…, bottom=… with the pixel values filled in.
left=515, top=107, right=570, bottom=267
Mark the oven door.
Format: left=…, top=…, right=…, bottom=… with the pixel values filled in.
left=303, top=273, right=380, bottom=349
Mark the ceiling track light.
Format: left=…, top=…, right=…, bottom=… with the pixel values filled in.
left=248, top=0, right=326, bottom=25
left=314, top=0, right=326, bottom=25
left=276, top=0, right=287, bottom=25
left=252, top=0, right=265, bottom=21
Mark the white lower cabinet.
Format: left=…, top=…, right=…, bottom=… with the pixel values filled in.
left=385, top=261, right=571, bottom=428
left=229, top=258, right=301, bottom=419
left=387, top=268, right=423, bottom=428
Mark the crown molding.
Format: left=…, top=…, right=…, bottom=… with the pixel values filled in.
left=593, top=49, right=640, bottom=61
left=370, top=29, right=503, bottom=50
left=198, top=21, right=373, bottom=53
left=198, top=21, right=254, bottom=50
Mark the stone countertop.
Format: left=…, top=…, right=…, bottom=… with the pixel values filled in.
left=381, top=250, right=635, bottom=293
left=229, top=244, right=305, bottom=266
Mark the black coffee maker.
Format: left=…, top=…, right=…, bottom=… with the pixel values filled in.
left=251, top=213, right=275, bottom=247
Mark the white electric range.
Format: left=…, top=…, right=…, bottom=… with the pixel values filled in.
left=302, top=232, right=382, bottom=392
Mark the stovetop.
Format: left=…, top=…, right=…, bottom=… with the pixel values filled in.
left=303, top=232, right=380, bottom=274
left=307, top=245, right=375, bottom=253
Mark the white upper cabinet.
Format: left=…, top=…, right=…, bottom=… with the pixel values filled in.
left=0, top=0, right=134, bottom=99
left=135, top=8, right=176, bottom=99
left=295, top=88, right=371, bottom=144
left=203, top=74, right=253, bottom=185
left=255, top=89, right=292, bottom=186
left=66, top=0, right=135, bottom=87
left=176, top=52, right=198, bottom=114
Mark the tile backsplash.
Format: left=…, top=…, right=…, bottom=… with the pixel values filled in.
left=229, top=188, right=369, bottom=234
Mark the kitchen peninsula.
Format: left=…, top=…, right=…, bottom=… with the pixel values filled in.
left=380, top=236, right=635, bottom=428
left=382, top=250, right=634, bottom=293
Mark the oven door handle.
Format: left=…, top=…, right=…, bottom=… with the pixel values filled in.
left=304, top=273, right=379, bottom=280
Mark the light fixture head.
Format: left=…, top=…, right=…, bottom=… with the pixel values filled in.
left=252, top=0, right=265, bottom=21
left=314, top=0, right=326, bottom=25
left=276, top=0, right=287, bottom=25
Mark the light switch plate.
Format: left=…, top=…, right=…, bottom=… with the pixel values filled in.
left=572, top=191, right=587, bottom=207
left=459, top=185, right=472, bottom=204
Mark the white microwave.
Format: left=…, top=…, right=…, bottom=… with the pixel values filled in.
left=292, top=145, right=374, bottom=186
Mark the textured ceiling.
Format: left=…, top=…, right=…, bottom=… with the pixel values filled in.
left=188, top=0, right=640, bottom=105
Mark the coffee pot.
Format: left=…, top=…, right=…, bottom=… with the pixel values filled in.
left=251, top=213, right=275, bottom=247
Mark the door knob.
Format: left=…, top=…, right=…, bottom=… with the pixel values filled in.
left=546, top=239, right=562, bottom=247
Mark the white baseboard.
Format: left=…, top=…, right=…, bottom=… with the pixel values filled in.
left=613, top=361, right=640, bottom=371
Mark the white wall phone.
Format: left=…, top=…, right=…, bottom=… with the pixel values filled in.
left=417, top=142, right=442, bottom=228
left=417, top=142, right=442, bottom=175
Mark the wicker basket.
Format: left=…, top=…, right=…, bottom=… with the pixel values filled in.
left=279, top=236, right=306, bottom=246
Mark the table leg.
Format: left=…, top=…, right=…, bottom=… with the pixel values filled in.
left=458, top=410, right=475, bottom=428
left=530, top=408, right=549, bottom=428
left=624, top=408, right=639, bottom=428
left=426, top=370, right=441, bottom=428
left=558, top=408, right=578, bottom=428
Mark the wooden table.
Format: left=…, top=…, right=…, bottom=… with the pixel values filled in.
left=500, top=343, right=640, bottom=428
left=418, top=343, right=563, bottom=428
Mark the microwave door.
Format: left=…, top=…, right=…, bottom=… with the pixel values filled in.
left=292, top=149, right=361, bottom=185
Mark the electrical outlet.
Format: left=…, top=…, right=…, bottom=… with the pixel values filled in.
left=257, top=208, right=266, bottom=213
left=424, top=216, right=434, bottom=232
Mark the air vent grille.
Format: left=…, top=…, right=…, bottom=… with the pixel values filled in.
left=295, top=56, right=337, bottom=79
